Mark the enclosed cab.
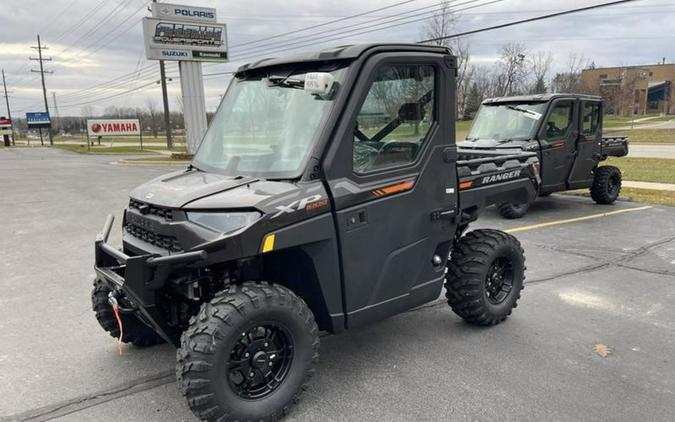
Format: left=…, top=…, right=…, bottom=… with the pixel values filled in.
left=92, top=44, right=539, bottom=422
left=460, top=94, right=628, bottom=218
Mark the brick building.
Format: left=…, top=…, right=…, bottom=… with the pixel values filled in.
left=580, top=63, right=675, bottom=115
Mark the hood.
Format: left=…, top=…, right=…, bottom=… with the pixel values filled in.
left=458, top=138, right=529, bottom=149
left=129, top=169, right=298, bottom=209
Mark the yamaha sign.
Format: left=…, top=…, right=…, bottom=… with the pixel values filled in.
left=152, top=2, right=217, bottom=23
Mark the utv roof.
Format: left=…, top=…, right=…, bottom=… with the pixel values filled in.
left=236, top=43, right=453, bottom=74
left=483, top=93, right=603, bottom=104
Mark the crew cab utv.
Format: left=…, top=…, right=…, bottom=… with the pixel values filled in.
left=92, top=44, right=540, bottom=422
left=460, top=94, right=629, bottom=218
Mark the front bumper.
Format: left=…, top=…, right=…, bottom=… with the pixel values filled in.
left=94, top=214, right=208, bottom=345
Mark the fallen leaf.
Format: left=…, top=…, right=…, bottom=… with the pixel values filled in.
left=594, top=343, right=612, bottom=358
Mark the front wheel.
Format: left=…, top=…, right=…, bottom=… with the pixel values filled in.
left=591, top=165, right=622, bottom=205
left=177, top=282, right=319, bottom=422
left=445, top=229, right=525, bottom=326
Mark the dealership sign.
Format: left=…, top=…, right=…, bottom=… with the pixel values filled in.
left=152, top=2, right=217, bottom=23
left=87, top=119, right=141, bottom=137
left=26, top=112, right=51, bottom=129
left=142, top=2, right=228, bottom=63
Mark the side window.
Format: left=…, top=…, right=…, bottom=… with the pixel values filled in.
left=582, top=103, right=600, bottom=135
left=545, top=101, right=573, bottom=138
left=353, top=64, right=435, bottom=173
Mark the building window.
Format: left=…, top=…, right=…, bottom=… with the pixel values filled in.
left=599, top=74, right=608, bottom=79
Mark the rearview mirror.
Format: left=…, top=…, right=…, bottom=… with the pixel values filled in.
left=398, top=103, right=425, bottom=122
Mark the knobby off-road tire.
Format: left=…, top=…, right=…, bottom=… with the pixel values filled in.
left=591, top=165, right=622, bottom=205
left=496, top=201, right=531, bottom=219
left=91, top=279, right=165, bottom=347
left=445, top=229, right=525, bottom=326
left=177, top=282, right=319, bottom=422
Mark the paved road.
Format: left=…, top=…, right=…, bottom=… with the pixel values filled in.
left=1, top=148, right=674, bottom=422
left=628, top=143, right=675, bottom=159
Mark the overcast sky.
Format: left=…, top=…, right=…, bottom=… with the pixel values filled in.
left=1, top=0, right=673, bottom=117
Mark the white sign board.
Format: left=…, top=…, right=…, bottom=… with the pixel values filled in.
left=87, top=119, right=141, bottom=137
left=142, top=17, right=228, bottom=62
left=151, top=2, right=217, bottom=23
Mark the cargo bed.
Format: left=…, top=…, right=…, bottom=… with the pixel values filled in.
left=456, top=149, right=540, bottom=217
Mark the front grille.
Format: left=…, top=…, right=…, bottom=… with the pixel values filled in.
left=125, top=223, right=182, bottom=252
left=129, top=199, right=174, bottom=221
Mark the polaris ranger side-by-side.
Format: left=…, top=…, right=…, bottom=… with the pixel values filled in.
left=460, top=94, right=629, bottom=218
left=92, top=44, right=540, bottom=422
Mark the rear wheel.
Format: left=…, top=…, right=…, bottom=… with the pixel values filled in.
left=445, top=230, right=525, bottom=326
left=91, top=279, right=164, bottom=347
left=177, top=282, right=319, bottom=422
left=591, top=165, right=622, bottom=204
left=496, top=201, right=531, bottom=219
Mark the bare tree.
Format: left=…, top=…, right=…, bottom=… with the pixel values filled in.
left=146, top=99, right=160, bottom=138
left=551, top=53, right=589, bottom=93
left=422, top=1, right=472, bottom=118
left=529, top=51, right=553, bottom=94
left=495, top=42, right=528, bottom=96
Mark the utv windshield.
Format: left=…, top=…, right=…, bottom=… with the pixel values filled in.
left=466, top=102, right=547, bottom=142
left=193, top=66, right=347, bottom=178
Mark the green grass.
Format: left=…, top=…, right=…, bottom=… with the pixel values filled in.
left=53, top=144, right=158, bottom=155
left=603, top=115, right=673, bottom=129
left=605, top=157, right=675, bottom=184
left=619, top=188, right=675, bottom=207
left=603, top=128, right=675, bottom=144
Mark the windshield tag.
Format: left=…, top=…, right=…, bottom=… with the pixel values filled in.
left=305, top=72, right=335, bottom=95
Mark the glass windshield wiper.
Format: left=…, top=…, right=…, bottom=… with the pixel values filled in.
left=266, top=75, right=304, bottom=89
left=506, top=105, right=542, bottom=119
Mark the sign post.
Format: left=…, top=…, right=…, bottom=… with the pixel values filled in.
left=26, top=112, right=51, bottom=147
left=142, top=2, right=228, bottom=154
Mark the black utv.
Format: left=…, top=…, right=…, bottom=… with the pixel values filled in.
left=92, top=44, right=540, bottom=421
left=460, top=94, right=629, bottom=218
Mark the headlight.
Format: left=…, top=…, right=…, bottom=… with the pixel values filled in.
left=186, top=211, right=261, bottom=234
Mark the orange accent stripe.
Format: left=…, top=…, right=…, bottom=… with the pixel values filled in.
left=371, top=179, right=415, bottom=198
left=551, top=142, right=565, bottom=149
left=459, top=181, right=473, bottom=190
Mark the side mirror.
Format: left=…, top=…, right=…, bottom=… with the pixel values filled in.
left=398, top=103, right=425, bottom=122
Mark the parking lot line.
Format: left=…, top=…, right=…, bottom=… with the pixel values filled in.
left=505, top=205, right=653, bottom=234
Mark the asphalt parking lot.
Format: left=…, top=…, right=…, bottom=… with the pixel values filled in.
left=1, top=148, right=674, bottom=422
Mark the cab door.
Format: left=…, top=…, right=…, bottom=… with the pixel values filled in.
left=568, top=100, right=602, bottom=189
left=538, top=99, right=577, bottom=192
left=323, top=53, right=458, bottom=328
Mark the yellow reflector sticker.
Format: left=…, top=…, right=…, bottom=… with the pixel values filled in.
left=262, top=234, right=276, bottom=253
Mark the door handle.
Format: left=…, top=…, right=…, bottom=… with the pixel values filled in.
left=431, top=208, right=456, bottom=221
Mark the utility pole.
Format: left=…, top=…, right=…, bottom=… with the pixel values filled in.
left=30, top=34, right=53, bottom=145
left=52, top=92, right=61, bottom=132
left=159, top=60, right=173, bottom=149
left=153, top=0, right=173, bottom=150
left=2, top=69, right=15, bottom=145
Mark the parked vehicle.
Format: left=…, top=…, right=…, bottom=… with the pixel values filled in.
left=460, top=94, right=629, bottom=218
left=92, top=44, right=539, bottom=422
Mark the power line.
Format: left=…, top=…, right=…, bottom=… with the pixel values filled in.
left=230, top=0, right=418, bottom=49
left=229, top=0, right=503, bottom=63
left=419, top=0, right=646, bottom=43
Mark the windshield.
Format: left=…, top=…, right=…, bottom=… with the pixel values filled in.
left=466, top=102, right=547, bottom=142
left=193, top=67, right=346, bottom=178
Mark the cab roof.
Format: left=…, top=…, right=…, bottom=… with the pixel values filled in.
left=236, top=43, right=453, bottom=75
left=483, top=93, right=602, bottom=104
